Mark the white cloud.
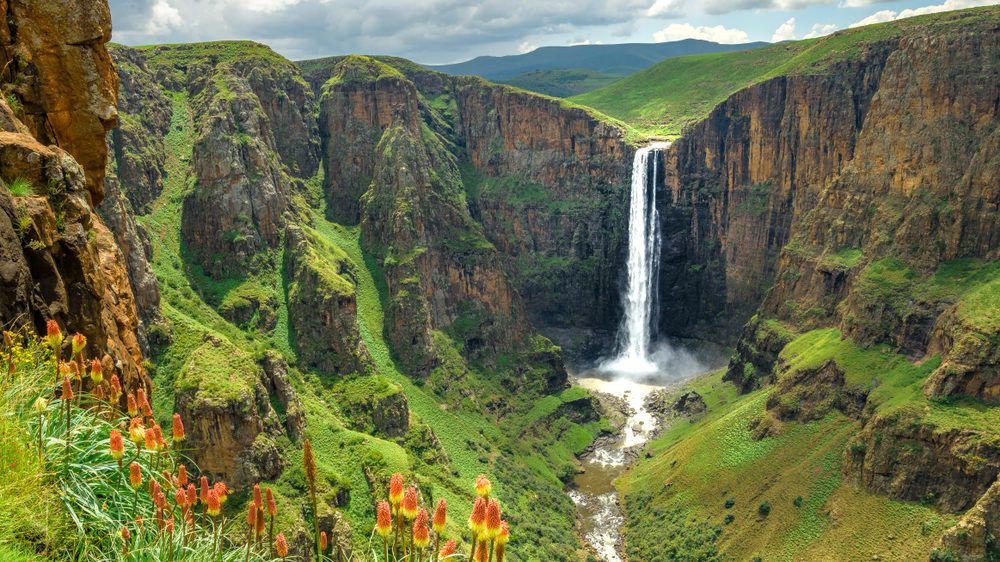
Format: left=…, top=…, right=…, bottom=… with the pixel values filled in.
left=236, top=0, right=304, bottom=13
left=646, top=0, right=686, bottom=17
left=804, top=22, right=838, bottom=37
left=849, top=0, right=997, bottom=27
left=839, top=0, right=892, bottom=6
left=653, top=22, right=750, bottom=43
left=771, top=17, right=796, bottom=41
left=518, top=41, right=538, bottom=53
left=145, top=0, right=182, bottom=35
left=700, top=0, right=836, bottom=15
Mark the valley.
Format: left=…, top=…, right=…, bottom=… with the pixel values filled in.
left=0, top=2, right=997, bottom=561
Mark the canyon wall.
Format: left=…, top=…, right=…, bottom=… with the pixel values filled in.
left=0, top=0, right=148, bottom=390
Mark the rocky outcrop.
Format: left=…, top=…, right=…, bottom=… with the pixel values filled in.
left=923, top=303, right=1000, bottom=403
left=319, top=56, right=419, bottom=223
left=0, top=0, right=148, bottom=392
left=181, top=62, right=291, bottom=278
left=724, top=316, right=795, bottom=392
left=284, top=225, right=372, bottom=375
left=766, top=360, right=869, bottom=422
left=844, top=413, right=1000, bottom=513
left=174, top=335, right=293, bottom=486
left=259, top=351, right=306, bottom=441
left=671, top=391, right=707, bottom=417
left=0, top=0, right=119, bottom=202
left=935, top=478, right=1000, bottom=561
left=106, top=45, right=171, bottom=213
left=334, top=375, right=411, bottom=438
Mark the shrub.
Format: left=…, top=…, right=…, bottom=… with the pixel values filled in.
left=7, top=177, right=34, bottom=197
left=724, top=514, right=735, bottom=525
left=724, top=498, right=735, bottom=509
left=758, top=501, right=771, bottom=517
left=793, top=496, right=803, bottom=508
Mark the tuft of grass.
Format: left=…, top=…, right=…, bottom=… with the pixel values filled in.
left=6, top=177, right=35, bottom=197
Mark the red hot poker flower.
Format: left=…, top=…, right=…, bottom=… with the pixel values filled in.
left=71, top=333, right=86, bottom=356
left=475, top=474, right=492, bottom=498
left=413, top=508, right=430, bottom=549
left=432, top=498, right=447, bottom=534
left=186, top=484, right=196, bottom=508
left=128, top=418, right=145, bottom=445
left=265, top=487, right=277, bottom=517
left=275, top=533, right=289, bottom=558
left=88, top=358, right=102, bottom=384
left=375, top=500, right=392, bottom=538
left=439, top=540, right=457, bottom=558
left=401, top=486, right=419, bottom=520
left=46, top=319, right=62, bottom=349
left=252, top=484, right=262, bottom=511
left=137, top=388, right=152, bottom=418
left=129, top=462, right=142, bottom=489
left=320, top=530, right=328, bottom=552
left=177, top=464, right=188, bottom=487
left=61, top=376, right=73, bottom=401
left=152, top=424, right=165, bottom=451
left=485, top=499, right=502, bottom=539
left=172, top=413, right=185, bottom=442
left=475, top=541, right=488, bottom=562
left=109, top=429, right=124, bottom=460
left=213, top=481, right=229, bottom=504
left=127, top=394, right=138, bottom=417
left=175, top=488, right=187, bottom=509
left=199, top=476, right=209, bottom=505
left=109, top=374, right=122, bottom=403
left=247, top=502, right=256, bottom=527
left=496, top=520, right=510, bottom=545
left=468, top=496, right=486, bottom=535
left=206, top=489, right=221, bottom=517
left=143, top=427, right=156, bottom=451
left=389, top=473, right=404, bottom=506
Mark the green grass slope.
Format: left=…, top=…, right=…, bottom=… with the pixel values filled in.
left=501, top=68, right=625, bottom=98
left=572, top=5, right=1000, bottom=137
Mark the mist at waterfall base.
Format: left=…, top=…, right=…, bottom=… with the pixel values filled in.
left=598, top=338, right=720, bottom=385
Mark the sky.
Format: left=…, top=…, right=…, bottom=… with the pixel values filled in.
left=109, top=0, right=999, bottom=64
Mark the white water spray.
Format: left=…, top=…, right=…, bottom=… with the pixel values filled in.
left=603, top=143, right=671, bottom=375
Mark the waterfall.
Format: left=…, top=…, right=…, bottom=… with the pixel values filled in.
left=603, top=143, right=671, bottom=375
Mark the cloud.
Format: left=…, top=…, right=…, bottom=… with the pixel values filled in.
left=771, top=17, right=796, bottom=41
left=110, top=0, right=656, bottom=62
left=646, top=0, right=686, bottom=17
left=653, top=22, right=750, bottom=43
left=146, top=0, right=182, bottom=35
left=803, top=22, right=838, bottom=37
left=849, top=0, right=996, bottom=27
left=699, top=0, right=835, bottom=15
left=838, top=0, right=893, bottom=6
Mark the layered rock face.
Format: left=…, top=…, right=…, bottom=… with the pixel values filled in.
left=0, top=0, right=148, bottom=390
left=284, top=224, right=372, bottom=375
left=0, top=0, right=119, bottom=203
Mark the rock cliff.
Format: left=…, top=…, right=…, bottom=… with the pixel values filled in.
left=0, top=0, right=148, bottom=391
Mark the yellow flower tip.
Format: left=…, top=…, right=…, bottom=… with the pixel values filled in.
left=475, top=474, right=492, bottom=498
left=432, top=498, right=447, bottom=534
left=401, top=486, right=419, bottom=520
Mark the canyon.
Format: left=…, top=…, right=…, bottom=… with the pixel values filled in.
left=0, top=1, right=997, bottom=561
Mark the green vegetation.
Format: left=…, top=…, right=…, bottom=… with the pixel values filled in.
left=501, top=67, right=625, bottom=97
left=6, top=177, right=35, bottom=197
left=320, top=55, right=406, bottom=93
left=621, top=369, right=953, bottom=561
left=135, top=40, right=294, bottom=69
left=572, top=5, right=1000, bottom=137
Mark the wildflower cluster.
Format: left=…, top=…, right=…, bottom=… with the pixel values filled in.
left=375, top=473, right=510, bottom=562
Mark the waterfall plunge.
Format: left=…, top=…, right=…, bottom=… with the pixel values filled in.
left=602, top=143, right=671, bottom=376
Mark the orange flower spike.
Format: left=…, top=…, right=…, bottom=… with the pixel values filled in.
left=265, top=487, right=277, bottom=517
left=468, top=496, right=486, bottom=535
left=71, top=333, right=86, bottom=356
left=389, top=472, right=404, bottom=507
left=252, top=484, right=262, bottom=510
left=128, top=417, right=145, bottom=445
left=177, top=464, right=188, bottom=488
left=432, top=498, right=447, bottom=534
left=275, top=533, right=289, bottom=558
left=127, top=394, right=138, bottom=417
left=129, top=462, right=142, bottom=489
left=143, top=427, right=156, bottom=451
left=199, top=476, right=209, bottom=505
left=172, top=413, right=185, bottom=442
left=475, top=474, right=492, bottom=498
left=319, top=530, right=328, bottom=552
left=109, top=374, right=122, bottom=403
left=88, top=357, right=102, bottom=384
left=109, top=429, right=124, bottom=460
left=153, top=424, right=165, bottom=451
left=247, top=502, right=256, bottom=527
left=255, top=506, right=266, bottom=534
left=485, top=499, right=502, bottom=539
left=137, top=388, right=152, bottom=418
left=150, top=479, right=160, bottom=501
left=46, top=319, right=62, bottom=349
left=475, top=541, right=488, bottom=562
left=186, top=483, right=197, bottom=508
left=496, top=521, right=509, bottom=545
left=61, top=376, right=73, bottom=401
left=439, top=540, right=457, bottom=559
left=175, top=488, right=187, bottom=509
left=165, top=516, right=174, bottom=535
left=401, top=486, right=419, bottom=520
left=206, top=489, right=221, bottom=517
left=413, top=508, right=430, bottom=549
left=214, top=481, right=229, bottom=504
left=120, top=525, right=130, bottom=556
left=375, top=500, right=392, bottom=538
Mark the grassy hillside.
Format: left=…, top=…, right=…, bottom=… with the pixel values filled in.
left=572, top=5, right=1000, bottom=137
left=501, top=68, right=625, bottom=98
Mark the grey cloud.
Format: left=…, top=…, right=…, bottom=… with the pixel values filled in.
left=700, top=0, right=835, bottom=15
left=110, top=0, right=662, bottom=62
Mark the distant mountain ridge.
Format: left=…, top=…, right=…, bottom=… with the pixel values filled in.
left=426, top=39, right=769, bottom=84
